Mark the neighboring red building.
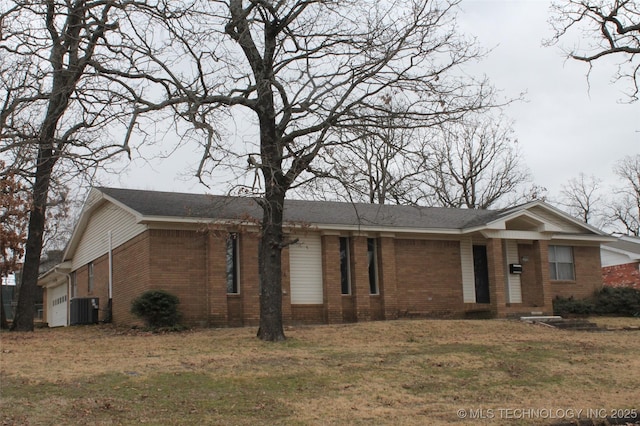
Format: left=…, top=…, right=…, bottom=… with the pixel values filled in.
left=39, top=187, right=611, bottom=328
left=601, top=236, right=640, bottom=290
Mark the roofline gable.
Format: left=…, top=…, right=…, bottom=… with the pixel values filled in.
left=61, top=189, right=613, bottom=261
left=498, top=200, right=608, bottom=236
left=63, top=188, right=146, bottom=261
left=464, top=209, right=563, bottom=233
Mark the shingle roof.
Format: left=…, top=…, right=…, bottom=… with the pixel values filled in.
left=97, top=187, right=502, bottom=230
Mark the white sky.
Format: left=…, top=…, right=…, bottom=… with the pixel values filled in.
left=101, top=0, right=639, bottom=200
left=457, top=0, right=638, bottom=197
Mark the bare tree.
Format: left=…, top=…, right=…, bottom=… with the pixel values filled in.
left=138, top=0, right=500, bottom=340
left=549, top=0, right=640, bottom=101
left=610, top=154, right=640, bottom=235
left=309, top=94, right=430, bottom=205
left=0, top=1, right=182, bottom=331
left=422, top=115, right=530, bottom=209
left=558, top=173, right=607, bottom=227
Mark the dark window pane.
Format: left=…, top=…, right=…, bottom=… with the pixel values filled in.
left=226, top=234, right=239, bottom=293
left=340, top=237, right=350, bottom=295
left=367, top=238, right=378, bottom=294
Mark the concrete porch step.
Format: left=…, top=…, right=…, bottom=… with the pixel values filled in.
left=521, top=316, right=603, bottom=331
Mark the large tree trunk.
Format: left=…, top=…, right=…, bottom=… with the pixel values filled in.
left=256, top=187, right=286, bottom=341
left=10, top=155, right=54, bottom=331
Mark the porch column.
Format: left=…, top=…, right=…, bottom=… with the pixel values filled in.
left=207, top=232, right=228, bottom=326
left=379, top=236, right=398, bottom=320
left=322, top=235, right=343, bottom=324
left=351, top=236, right=371, bottom=321
left=533, top=240, right=553, bottom=314
left=240, top=233, right=260, bottom=326
left=486, top=238, right=507, bottom=317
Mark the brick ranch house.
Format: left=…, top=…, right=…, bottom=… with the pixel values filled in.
left=38, top=187, right=612, bottom=328
left=601, top=235, right=640, bottom=290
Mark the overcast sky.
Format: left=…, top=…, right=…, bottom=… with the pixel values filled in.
left=102, top=0, right=639, bottom=201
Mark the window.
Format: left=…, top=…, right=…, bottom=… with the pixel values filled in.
left=549, top=245, right=575, bottom=281
left=71, top=271, right=77, bottom=298
left=226, top=233, right=240, bottom=294
left=88, top=263, right=94, bottom=293
left=339, top=237, right=351, bottom=295
left=367, top=238, right=379, bottom=294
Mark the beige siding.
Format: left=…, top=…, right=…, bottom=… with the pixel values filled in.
left=72, top=203, right=146, bottom=270
left=460, top=237, right=476, bottom=303
left=289, top=234, right=323, bottom=304
left=504, top=240, right=522, bottom=303
left=601, top=249, right=631, bottom=267
left=84, top=188, right=103, bottom=208
left=528, top=206, right=585, bottom=233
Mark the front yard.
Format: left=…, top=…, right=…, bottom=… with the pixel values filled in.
left=1, top=318, right=639, bottom=425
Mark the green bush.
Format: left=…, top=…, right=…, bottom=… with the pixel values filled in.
left=593, top=287, right=640, bottom=317
left=552, top=296, right=594, bottom=316
left=553, top=287, right=640, bottom=317
left=131, top=290, right=181, bottom=329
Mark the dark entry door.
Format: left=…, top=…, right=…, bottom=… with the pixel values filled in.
left=473, top=245, right=490, bottom=304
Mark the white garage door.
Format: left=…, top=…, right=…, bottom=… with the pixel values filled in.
left=289, top=235, right=323, bottom=304
left=48, top=283, right=68, bottom=327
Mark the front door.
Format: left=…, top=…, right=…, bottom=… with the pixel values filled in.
left=473, top=245, right=490, bottom=304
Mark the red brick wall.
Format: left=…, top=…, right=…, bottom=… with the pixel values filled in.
left=207, top=232, right=229, bottom=326
left=379, top=236, right=398, bottom=320
left=602, top=262, right=640, bottom=289
left=112, top=232, right=151, bottom=326
left=291, top=305, right=324, bottom=324
left=395, top=239, right=463, bottom=317
left=519, top=243, right=545, bottom=307
left=73, top=256, right=110, bottom=323
left=210, top=231, right=262, bottom=327
left=239, top=232, right=260, bottom=326
left=147, top=229, right=208, bottom=327
left=550, top=245, right=603, bottom=299
left=66, top=223, right=607, bottom=327
left=351, top=236, right=371, bottom=321
left=486, top=239, right=507, bottom=317
left=321, top=235, right=343, bottom=324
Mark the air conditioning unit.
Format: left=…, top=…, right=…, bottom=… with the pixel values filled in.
left=70, top=298, right=99, bottom=325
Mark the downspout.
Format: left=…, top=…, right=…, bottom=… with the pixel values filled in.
left=107, top=231, right=113, bottom=323
left=65, top=272, right=71, bottom=326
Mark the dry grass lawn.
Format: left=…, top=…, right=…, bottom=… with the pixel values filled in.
left=1, top=317, right=639, bottom=425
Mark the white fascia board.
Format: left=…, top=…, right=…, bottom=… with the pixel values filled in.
left=550, top=234, right=617, bottom=243
left=140, top=216, right=464, bottom=237
left=141, top=216, right=259, bottom=230
left=311, top=223, right=462, bottom=236
left=38, top=261, right=72, bottom=287
left=480, top=229, right=553, bottom=240
left=601, top=245, right=640, bottom=260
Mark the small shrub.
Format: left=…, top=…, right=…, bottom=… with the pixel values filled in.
left=552, top=296, right=594, bottom=317
left=593, top=287, right=640, bottom=317
left=131, top=290, right=181, bottom=329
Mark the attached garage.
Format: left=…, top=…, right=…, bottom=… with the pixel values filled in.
left=47, top=283, right=68, bottom=327
left=39, top=262, right=71, bottom=327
